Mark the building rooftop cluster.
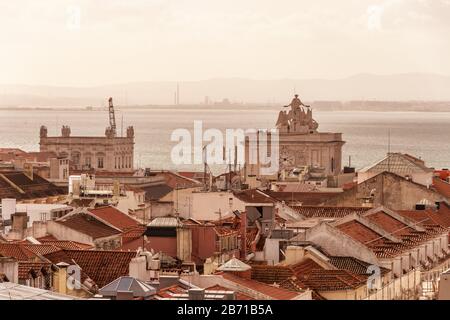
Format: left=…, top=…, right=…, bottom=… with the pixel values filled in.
left=1, top=103, right=450, bottom=300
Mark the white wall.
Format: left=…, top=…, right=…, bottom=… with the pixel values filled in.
left=16, top=204, right=68, bottom=227
left=188, top=192, right=247, bottom=220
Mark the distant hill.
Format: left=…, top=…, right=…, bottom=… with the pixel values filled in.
left=1, top=73, right=450, bottom=107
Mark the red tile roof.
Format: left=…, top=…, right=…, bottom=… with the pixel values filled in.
left=281, top=270, right=366, bottom=292
left=433, top=177, right=450, bottom=199
left=18, top=261, right=52, bottom=280
left=291, top=206, right=370, bottom=219
left=21, top=244, right=61, bottom=257
left=55, top=213, right=121, bottom=239
left=0, top=171, right=66, bottom=200
left=44, top=249, right=136, bottom=288
left=38, top=240, right=94, bottom=250
left=291, top=259, right=325, bottom=276
left=88, top=206, right=140, bottom=232
left=365, top=211, right=414, bottom=237
left=205, top=284, right=254, bottom=300
left=337, top=220, right=388, bottom=247
left=221, top=272, right=301, bottom=300
left=0, top=243, right=39, bottom=261
left=266, top=191, right=340, bottom=206
left=328, top=256, right=390, bottom=276
left=250, top=265, right=294, bottom=284
left=233, top=190, right=276, bottom=204
left=398, top=206, right=450, bottom=229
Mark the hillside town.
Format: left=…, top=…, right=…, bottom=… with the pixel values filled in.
left=1, top=96, right=450, bottom=301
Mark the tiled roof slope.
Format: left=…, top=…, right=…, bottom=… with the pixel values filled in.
left=0, top=171, right=66, bottom=200
left=280, top=270, right=366, bottom=292
left=329, top=256, right=390, bottom=275
left=44, top=249, right=136, bottom=288
left=55, top=213, right=121, bottom=239
left=291, top=206, right=370, bottom=219
left=361, top=153, right=433, bottom=174
left=88, top=206, right=140, bottom=232
left=433, top=177, right=450, bottom=199
left=18, top=261, right=52, bottom=280
left=0, top=243, right=40, bottom=261
left=221, top=272, right=301, bottom=300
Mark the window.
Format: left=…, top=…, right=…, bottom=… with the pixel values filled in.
left=85, top=156, right=91, bottom=168
left=98, top=157, right=104, bottom=169
left=331, top=157, right=335, bottom=173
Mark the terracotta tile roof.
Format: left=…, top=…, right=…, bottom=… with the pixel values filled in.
left=291, top=206, right=370, bottom=219
left=336, top=213, right=447, bottom=258
left=281, top=270, right=366, bottom=292
left=246, top=227, right=259, bottom=252
left=55, top=213, right=121, bottom=239
left=275, top=184, right=318, bottom=193
left=361, top=153, right=432, bottom=174
left=44, top=249, right=136, bottom=288
left=88, top=206, right=140, bottom=232
left=155, top=284, right=189, bottom=299
left=365, top=211, right=415, bottom=237
left=153, top=171, right=202, bottom=189
left=328, top=256, right=390, bottom=275
left=205, top=284, right=254, bottom=300
left=18, top=261, right=52, bottom=280
left=221, top=272, right=301, bottom=300
left=142, top=184, right=173, bottom=201
left=433, top=177, right=450, bottom=199
left=21, top=244, right=61, bottom=257
left=278, top=279, right=326, bottom=300
left=0, top=243, right=38, bottom=261
left=0, top=171, right=66, bottom=200
left=290, top=259, right=325, bottom=276
left=266, top=191, right=340, bottom=206
left=121, top=226, right=146, bottom=243
left=250, top=265, right=294, bottom=284
left=213, top=226, right=239, bottom=237
left=233, top=189, right=277, bottom=204
left=398, top=206, right=450, bottom=229
left=38, top=240, right=94, bottom=250
left=336, top=220, right=388, bottom=247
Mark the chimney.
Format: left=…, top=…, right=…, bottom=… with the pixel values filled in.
left=55, top=262, right=70, bottom=295
left=11, top=212, right=28, bottom=238
left=113, top=180, right=120, bottom=197
left=188, top=288, right=205, bottom=300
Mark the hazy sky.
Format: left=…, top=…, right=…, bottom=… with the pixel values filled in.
left=1, top=0, right=450, bottom=86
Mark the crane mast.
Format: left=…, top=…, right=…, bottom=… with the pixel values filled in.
left=108, top=97, right=117, bottom=136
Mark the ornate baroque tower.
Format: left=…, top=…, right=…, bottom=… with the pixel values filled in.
left=244, top=94, right=345, bottom=184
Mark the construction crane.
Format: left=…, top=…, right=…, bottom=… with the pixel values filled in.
left=108, top=97, right=117, bottom=136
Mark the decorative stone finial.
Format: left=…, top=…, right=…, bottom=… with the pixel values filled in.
left=277, top=94, right=318, bottom=134
left=40, top=125, right=48, bottom=138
